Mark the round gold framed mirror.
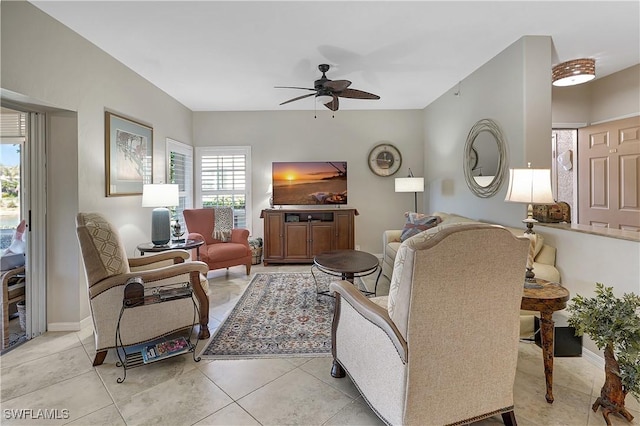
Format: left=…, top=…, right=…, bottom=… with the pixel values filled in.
left=463, top=118, right=508, bottom=198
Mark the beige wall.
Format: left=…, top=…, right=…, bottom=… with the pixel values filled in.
left=423, top=36, right=552, bottom=225
left=192, top=110, right=424, bottom=254
left=552, top=64, right=640, bottom=125
left=422, top=36, right=639, bottom=357
left=2, top=2, right=193, bottom=327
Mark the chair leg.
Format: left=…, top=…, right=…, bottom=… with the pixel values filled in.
left=93, top=350, right=108, bottom=366
left=501, top=410, right=517, bottom=426
left=246, top=263, right=251, bottom=275
left=331, top=359, right=346, bottom=378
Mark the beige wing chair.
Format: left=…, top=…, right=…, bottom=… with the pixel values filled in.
left=330, top=223, right=529, bottom=425
left=76, top=212, right=210, bottom=366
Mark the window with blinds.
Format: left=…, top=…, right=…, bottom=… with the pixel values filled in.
left=166, top=138, right=193, bottom=233
left=195, top=146, right=251, bottom=231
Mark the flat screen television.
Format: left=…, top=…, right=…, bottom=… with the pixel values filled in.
left=272, top=161, right=347, bottom=205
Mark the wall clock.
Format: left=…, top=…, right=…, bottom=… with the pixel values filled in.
left=368, top=143, right=402, bottom=177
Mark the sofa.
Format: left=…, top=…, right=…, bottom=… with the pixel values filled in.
left=382, top=212, right=561, bottom=337
left=383, top=212, right=560, bottom=283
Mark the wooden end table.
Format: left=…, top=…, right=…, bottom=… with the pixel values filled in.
left=137, top=239, right=204, bottom=261
left=312, top=250, right=382, bottom=298
left=520, top=278, right=570, bottom=404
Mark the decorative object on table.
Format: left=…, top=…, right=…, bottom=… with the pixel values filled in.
left=368, top=142, right=402, bottom=177
left=201, top=272, right=366, bottom=359
left=142, top=184, right=179, bottom=246
left=248, top=237, right=263, bottom=265
left=395, top=168, right=424, bottom=212
left=266, top=184, right=273, bottom=208
left=552, top=58, right=596, bottom=87
left=533, top=201, right=571, bottom=223
left=171, top=218, right=185, bottom=243
left=504, top=163, right=555, bottom=287
left=276, top=64, right=380, bottom=112
left=567, top=283, right=640, bottom=425
left=105, top=111, right=153, bottom=196
left=400, top=213, right=442, bottom=242
left=463, top=118, right=509, bottom=198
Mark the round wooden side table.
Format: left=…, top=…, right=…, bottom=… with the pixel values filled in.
left=137, top=239, right=204, bottom=261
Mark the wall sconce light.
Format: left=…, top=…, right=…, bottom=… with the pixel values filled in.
left=552, top=58, right=595, bottom=87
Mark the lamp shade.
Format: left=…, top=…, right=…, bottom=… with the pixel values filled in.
left=504, top=169, right=554, bottom=204
left=394, top=177, right=424, bottom=193
left=142, top=184, right=179, bottom=208
left=552, top=58, right=595, bottom=87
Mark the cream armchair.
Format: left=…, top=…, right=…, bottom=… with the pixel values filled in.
left=331, top=223, right=529, bottom=425
left=76, top=213, right=210, bottom=366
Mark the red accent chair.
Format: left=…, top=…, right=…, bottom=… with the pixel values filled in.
left=183, top=208, right=252, bottom=275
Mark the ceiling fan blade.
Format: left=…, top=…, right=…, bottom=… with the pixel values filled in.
left=280, top=92, right=316, bottom=105
left=323, top=96, right=339, bottom=111
left=274, top=86, right=316, bottom=91
left=323, top=80, right=351, bottom=91
left=337, top=88, right=380, bottom=100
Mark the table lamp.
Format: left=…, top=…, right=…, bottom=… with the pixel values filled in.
left=504, top=164, right=555, bottom=286
left=395, top=169, right=424, bottom=213
left=142, top=184, right=179, bottom=246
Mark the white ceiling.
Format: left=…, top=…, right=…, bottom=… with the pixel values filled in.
left=31, top=1, right=640, bottom=112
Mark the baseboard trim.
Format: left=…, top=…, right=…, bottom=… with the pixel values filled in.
left=582, top=347, right=604, bottom=369
left=48, top=316, right=92, bottom=332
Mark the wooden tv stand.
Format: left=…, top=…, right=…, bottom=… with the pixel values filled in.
left=260, top=208, right=358, bottom=265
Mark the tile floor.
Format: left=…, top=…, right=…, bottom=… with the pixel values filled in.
left=1, top=263, right=638, bottom=425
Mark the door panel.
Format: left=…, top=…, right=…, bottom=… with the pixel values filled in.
left=284, top=223, right=309, bottom=259
left=310, top=223, right=334, bottom=256
left=578, top=116, right=640, bottom=231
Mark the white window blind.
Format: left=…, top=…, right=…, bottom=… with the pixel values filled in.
left=195, top=146, right=251, bottom=231
left=166, top=138, right=193, bottom=232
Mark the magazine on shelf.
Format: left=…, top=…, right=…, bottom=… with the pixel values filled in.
left=142, top=337, right=190, bottom=363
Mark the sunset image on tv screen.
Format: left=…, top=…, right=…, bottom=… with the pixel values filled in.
left=272, top=162, right=347, bottom=205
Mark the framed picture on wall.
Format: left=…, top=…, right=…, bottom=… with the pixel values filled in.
left=105, top=111, right=153, bottom=196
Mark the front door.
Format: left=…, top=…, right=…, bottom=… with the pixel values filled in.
left=578, top=116, right=640, bottom=231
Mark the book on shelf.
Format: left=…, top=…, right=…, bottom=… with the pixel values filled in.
left=158, top=286, right=192, bottom=301
left=142, top=337, right=190, bottom=363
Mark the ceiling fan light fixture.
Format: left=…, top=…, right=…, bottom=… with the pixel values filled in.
left=552, top=58, right=595, bottom=87
left=316, top=94, right=333, bottom=105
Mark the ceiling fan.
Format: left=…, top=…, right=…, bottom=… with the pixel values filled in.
left=276, top=64, right=380, bottom=111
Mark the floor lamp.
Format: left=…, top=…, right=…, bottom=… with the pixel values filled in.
left=504, top=166, right=555, bottom=287
left=395, top=169, right=424, bottom=213
left=142, top=184, right=179, bottom=246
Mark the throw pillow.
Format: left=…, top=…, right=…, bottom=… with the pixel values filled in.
left=400, top=213, right=442, bottom=242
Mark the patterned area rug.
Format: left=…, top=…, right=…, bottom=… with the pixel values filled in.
left=202, top=272, right=362, bottom=359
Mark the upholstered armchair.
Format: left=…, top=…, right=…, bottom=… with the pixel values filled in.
left=183, top=208, right=252, bottom=275
left=76, top=213, right=210, bottom=366
left=330, top=223, right=530, bottom=425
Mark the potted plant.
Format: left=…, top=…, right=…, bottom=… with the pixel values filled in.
left=567, top=283, right=640, bottom=425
